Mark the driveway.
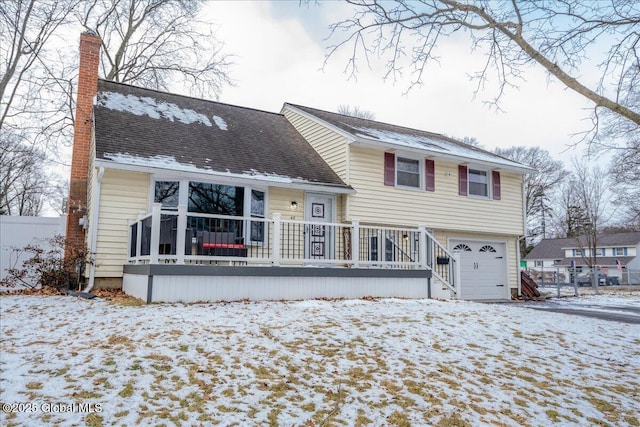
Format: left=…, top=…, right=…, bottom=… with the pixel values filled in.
left=523, top=300, right=640, bottom=324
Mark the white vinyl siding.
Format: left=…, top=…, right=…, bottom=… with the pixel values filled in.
left=347, top=146, right=525, bottom=235
left=283, top=109, right=349, bottom=183
left=94, top=169, right=150, bottom=279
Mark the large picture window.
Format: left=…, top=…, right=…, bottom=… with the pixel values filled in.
left=153, top=179, right=266, bottom=244
left=188, top=182, right=244, bottom=216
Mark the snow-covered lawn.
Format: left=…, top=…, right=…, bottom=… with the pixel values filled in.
left=1, top=292, right=639, bottom=427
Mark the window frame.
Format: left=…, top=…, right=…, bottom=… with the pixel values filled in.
left=395, top=155, right=424, bottom=190
left=613, top=247, right=627, bottom=256
left=151, top=178, right=268, bottom=245
left=467, top=167, right=490, bottom=198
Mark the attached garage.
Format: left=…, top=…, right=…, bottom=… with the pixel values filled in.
left=450, top=239, right=509, bottom=300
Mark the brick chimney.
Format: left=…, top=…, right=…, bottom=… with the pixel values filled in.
left=65, top=31, right=101, bottom=259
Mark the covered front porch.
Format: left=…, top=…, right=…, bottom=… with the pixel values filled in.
left=123, top=203, right=459, bottom=302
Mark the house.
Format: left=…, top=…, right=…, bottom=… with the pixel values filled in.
left=66, top=32, right=533, bottom=303
left=524, top=232, right=640, bottom=284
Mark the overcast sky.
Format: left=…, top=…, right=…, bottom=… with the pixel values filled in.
left=201, top=1, right=601, bottom=166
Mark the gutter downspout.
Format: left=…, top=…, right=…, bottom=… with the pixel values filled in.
left=84, top=166, right=104, bottom=292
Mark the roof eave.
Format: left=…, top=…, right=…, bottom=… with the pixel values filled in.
left=352, top=137, right=535, bottom=174
left=93, top=159, right=356, bottom=195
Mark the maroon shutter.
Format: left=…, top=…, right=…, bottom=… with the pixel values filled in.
left=458, top=165, right=468, bottom=196
left=492, top=170, right=501, bottom=200
left=384, top=152, right=395, bottom=186
left=425, top=159, right=435, bottom=191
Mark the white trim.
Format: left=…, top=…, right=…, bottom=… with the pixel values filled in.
left=95, top=159, right=356, bottom=194
left=281, top=104, right=357, bottom=142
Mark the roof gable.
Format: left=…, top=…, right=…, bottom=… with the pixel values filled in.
left=93, top=80, right=349, bottom=189
left=284, top=103, right=533, bottom=173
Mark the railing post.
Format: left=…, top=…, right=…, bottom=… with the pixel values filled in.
left=352, top=219, right=360, bottom=268
left=452, top=251, right=461, bottom=298
left=418, top=225, right=427, bottom=269
left=176, top=204, right=187, bottom=264
left=150, top=203, right=161, bottom=264
left=136, top=211, right=144, bottom=264
left=272, top=213, right=281, bottom=266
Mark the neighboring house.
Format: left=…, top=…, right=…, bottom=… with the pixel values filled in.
left=66, top=32, right=532, bottom=302
left=524, top=232, right=640, bottom=284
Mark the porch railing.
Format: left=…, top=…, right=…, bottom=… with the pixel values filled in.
left=126, top=204, right=458, bottom=293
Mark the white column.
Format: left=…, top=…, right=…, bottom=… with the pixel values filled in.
left=352, top=219, right=360, bottom=268
left=418, top=225, right=427, bottom=269
left=452, top=251, right=461, bottom=299
left=272, top=213, right=281, bottom=266
left=176, top=204, right=187, bottom=264
left=136, top=211, right=144, bottom=264
left=150, top=203, right=161, bottom=264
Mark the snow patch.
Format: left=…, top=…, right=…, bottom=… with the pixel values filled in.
left=212, top=115, right=228, bottom=130
left=352, top=126, right=526, bottom=169
left=98, top=91, right=212, bottom=127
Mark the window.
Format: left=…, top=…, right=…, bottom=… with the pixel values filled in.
left=397, top=157, right=421, bottom=188
left=188, top=182, right=244, bottom=215
left=534, top=260, right=543, bottom=267
left=383, top=152, right=434, bottom=191
left=469, top=169, right=488, bottom=197
left=459, top=166, right=500, bottom=199
left=250, top=190, right=265, bottom=242
left=154, top=180, right=267, bottom=244
left=614, top=247, right=627, bottom=256
left=573, top=249, right=583, bottom=256
left=154, top=181, right=179, bottom=210
left=594, top=248, right=605, bottom=256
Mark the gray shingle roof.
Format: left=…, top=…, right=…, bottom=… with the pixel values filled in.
left=93, top=80, right=349, bottom=189
left=525, top=232, right=640, bottom=261
left=286, top=103, right=532, bottom=172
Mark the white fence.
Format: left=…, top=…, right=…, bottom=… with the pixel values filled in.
left=0, top=216, right=66, bottom=282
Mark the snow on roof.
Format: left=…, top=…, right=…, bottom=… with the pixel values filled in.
left=97, top=91, right=216, bottom=127
left=352, top=126, right=526, bottom=169
left=102, top=152, right=309, bottom=184
left=212, top=115, right=228, bottom=131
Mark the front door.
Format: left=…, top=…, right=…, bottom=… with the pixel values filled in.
left=304, top=193, right=335, bottom=261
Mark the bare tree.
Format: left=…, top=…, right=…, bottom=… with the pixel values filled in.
left=494, top=146, right=566, bottom=249
left=553, top=159, right=611, bottom=268
left=78, top=0, right=233, bottom=100
left=326, top=1, right=640, bottom=151
left=337, top=104, right=376, bottom=120
left=0, top=0, right=80, bottom=160
left=0, top=129, right=50, bottom=215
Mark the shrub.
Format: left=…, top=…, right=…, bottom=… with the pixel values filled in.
left=0, top=235, right=88, bottom=291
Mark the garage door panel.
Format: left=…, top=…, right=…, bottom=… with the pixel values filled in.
left=450, top=240, right=507, bottom=300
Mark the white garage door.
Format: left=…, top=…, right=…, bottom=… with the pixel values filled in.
left=450, top=240, right=508, bottom=300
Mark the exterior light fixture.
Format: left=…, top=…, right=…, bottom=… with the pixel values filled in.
left=290, top=201, right=298, bottom=210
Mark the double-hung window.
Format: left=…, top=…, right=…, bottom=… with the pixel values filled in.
left=396, top=157, right=421, bottom=188
left=249, top=190, right=265, bottom=243
left=468, top=169, right=489, bottom=197
left=458, top=165, right=501, bottom=200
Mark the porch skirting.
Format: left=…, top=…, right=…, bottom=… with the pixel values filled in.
left=122, top=265, right=432, bottom=303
